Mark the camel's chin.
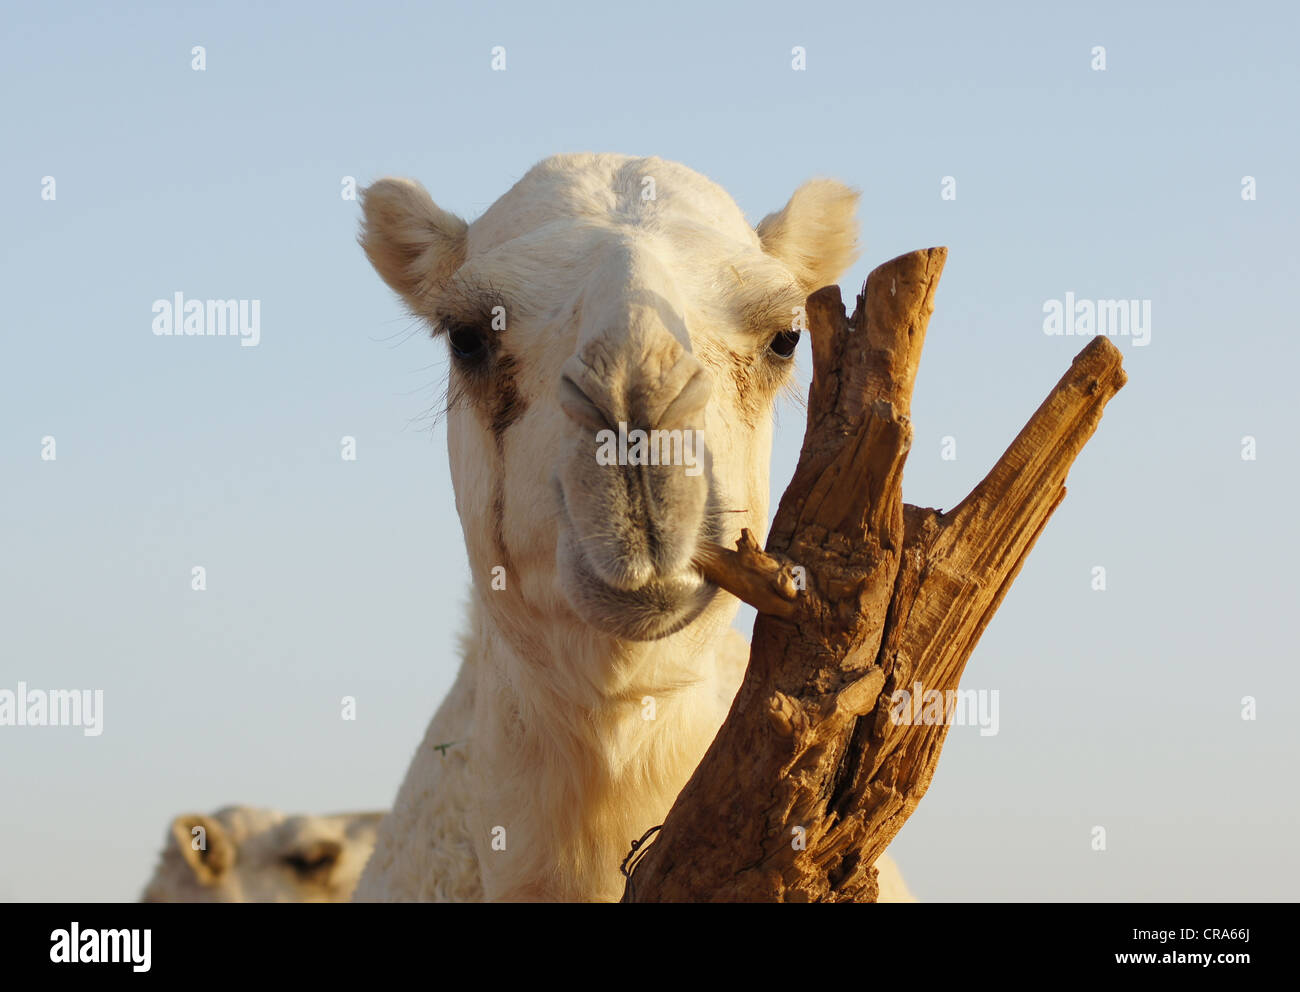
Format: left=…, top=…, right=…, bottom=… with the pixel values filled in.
left=555, top=534, right=717, bottom=641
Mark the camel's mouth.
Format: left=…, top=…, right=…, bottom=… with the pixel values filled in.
left=560, top=541, right=718, bottom=640
left=553, top=479, right=726, bottom=641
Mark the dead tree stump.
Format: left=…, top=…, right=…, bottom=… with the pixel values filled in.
left=622, top=246, right=1127, bottom=902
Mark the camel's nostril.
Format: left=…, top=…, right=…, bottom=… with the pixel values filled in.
left=561, top=357, right=710, bottom=436
left=657, top=367, right=711, bottom=431
left=559, top=374, right=611, bottom=430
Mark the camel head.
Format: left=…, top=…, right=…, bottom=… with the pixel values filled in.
left=140, top=806, right=383, bottom=902
left=361, top=154, right=858, bottom=649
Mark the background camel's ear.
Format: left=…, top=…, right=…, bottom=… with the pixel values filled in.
left=756, top=179, right=861, bottom=292
left=359, top=178, right=469, bottom=310
left=344, top=811, right=385, bottom=843
left=170, top=814, right=233, bottom=886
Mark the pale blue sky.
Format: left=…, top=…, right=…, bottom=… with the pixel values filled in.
left=2, top=0, right=1296, bottom=901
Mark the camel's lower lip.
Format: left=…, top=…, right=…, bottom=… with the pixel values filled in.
left=550, top=474, right=727, bottom=640
left=558, top=531, right=717, bottom=641
left=551, top=510, right=713, bottom=641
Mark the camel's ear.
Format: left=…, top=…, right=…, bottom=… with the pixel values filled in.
left=170, top=814, right=233, bottom=886
left=344, top=811, right=385, bottom=842
left=359, top=178, right=469, bottom=310
left=756, top=179, right=860, bottom=292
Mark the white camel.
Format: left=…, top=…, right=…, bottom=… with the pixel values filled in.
left=355, top=153, right=913, bottom=902
left=140, top=806, right=382, bottom=902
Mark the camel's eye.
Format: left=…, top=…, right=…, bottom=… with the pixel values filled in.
left=282, top=842, right=340, bottom=880
left=446, top=323, right=488, bottom=363
left=769, top=329, right=800, bottom=359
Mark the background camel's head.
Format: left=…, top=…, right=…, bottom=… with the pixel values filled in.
left=140, top=806, right=383, bottom=902
left=361, top=154, right=858, bottom=646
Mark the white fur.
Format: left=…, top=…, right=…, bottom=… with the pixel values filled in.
left=140, top=806, right=382, bottom=903
left=355, top=154, right=912, bottom=902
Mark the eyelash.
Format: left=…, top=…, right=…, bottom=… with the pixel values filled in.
left=768, top=328, right=801, bottom=359
left=446, top=322, right=488, bottom=362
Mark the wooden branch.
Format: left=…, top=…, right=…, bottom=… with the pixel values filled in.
left=692, top=529, right=799, bottom=620
left=623, top=248, right=1126, bottom=902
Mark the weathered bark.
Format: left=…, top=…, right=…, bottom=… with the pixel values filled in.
left=623, top=246, right=1126, bottom=902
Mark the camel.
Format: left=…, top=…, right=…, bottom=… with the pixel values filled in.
left=354, top=153, right=914, bottom=902
left=140, top=806, right=382, bottom=902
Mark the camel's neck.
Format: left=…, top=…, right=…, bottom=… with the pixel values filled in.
left=464, top=593, right=742, bottom=901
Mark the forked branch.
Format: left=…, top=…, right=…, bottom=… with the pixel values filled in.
left=625, top=247, right=1126, bottom=902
